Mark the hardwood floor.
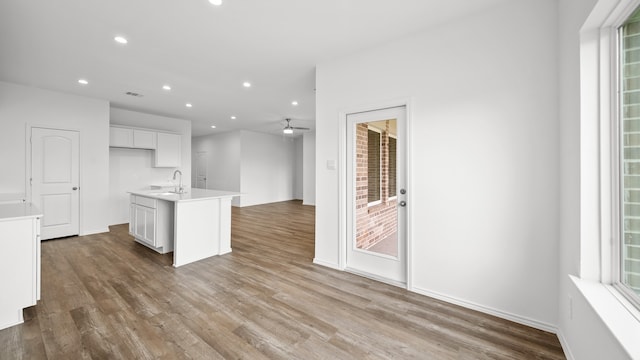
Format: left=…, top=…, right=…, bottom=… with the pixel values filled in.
left=0, top=200, right=565, bottom=359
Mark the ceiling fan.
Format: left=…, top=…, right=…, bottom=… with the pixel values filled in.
left=283, top=118, right=310, bottom=134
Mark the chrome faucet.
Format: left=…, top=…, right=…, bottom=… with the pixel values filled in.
left=172, top=170, right=184, bottom=193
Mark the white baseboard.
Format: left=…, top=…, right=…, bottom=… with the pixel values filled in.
left=313, top=258, right=342, bottom=270
left=411, top=286, right=558, bottom=334
left=80, top=227, right=109, bottom=236
left=556, top=329, right=575, bottom=360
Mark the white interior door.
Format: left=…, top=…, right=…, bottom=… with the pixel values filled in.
left=346, top=106, right=407, bottom=285
left=195, top=151, right=207, bottom=189
left=31, top=128, right=80, bottom=240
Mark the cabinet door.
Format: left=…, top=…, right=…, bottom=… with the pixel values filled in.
left=129, top=203, right=135, bottom=234
left=134, top=205, right=147, bottom=241
left=110, top=127, right=133, bottom=147
left=133, top=205, right=156, bottom=246
left=143, top=206, right=156, bottom=245
left=133, top=129, right=156, bottom=149
left=155, top=133, right=181, bottom=167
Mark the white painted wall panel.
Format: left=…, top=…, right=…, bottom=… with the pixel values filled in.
left=303, top=131, right=316, bottom=205
left=294, top=136, right=304, bottom=200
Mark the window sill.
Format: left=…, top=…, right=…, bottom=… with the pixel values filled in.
left=570, top=275, right=640, bottom=359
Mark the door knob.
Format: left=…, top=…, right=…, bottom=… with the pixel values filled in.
left=400, top=189, right=406, bottom=194
left=72, top=187, right=78, bottom=190
left=399, top=201, right=406, bottom=207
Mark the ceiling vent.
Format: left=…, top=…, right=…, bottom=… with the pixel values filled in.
left=125, top=91, right=144, bottom=97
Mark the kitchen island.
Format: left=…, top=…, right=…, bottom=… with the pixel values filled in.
left=0, top=202, right=42, bottom=330
left=128, top=188, right=240, bottom=267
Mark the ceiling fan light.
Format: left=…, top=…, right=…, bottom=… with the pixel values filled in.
left=283, top=128, right=293, bottom=134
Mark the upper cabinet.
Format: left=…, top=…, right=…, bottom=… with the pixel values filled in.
left=109, top=126, right=134, bottom=148
left=109, top=126, right=180, bottom=167
left=133, top=129, right=156, bottom=149
left=110, top=126, right=157, bottom=149
left=155, top=132, right=181, bottom=167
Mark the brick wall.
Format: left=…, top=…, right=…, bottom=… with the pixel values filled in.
left=355, top=121, right=398, bottom=250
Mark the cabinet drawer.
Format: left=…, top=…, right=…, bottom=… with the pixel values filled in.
left=135, top=196, right=157, bottom=209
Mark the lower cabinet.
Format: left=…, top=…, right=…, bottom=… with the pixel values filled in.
left=0, top=213, right=40, bottom=330
left=129, top=195, right=174, bottom=253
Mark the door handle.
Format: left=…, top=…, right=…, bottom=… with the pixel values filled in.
left=72, top=187, right=78, bottom=190
left=399, top=201, right=406, bottom=207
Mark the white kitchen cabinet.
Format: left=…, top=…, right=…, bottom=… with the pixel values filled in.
left=110, top=126, right=134, bottom=147
left=110, top=126, right=157, bottom=149
left=0, top=203, right=42, bottom=331
left=129, top=195, right=173, bottom=253
left=133, top=129, right=156, bottom=149
left=155, top=132, right=181, bottom=167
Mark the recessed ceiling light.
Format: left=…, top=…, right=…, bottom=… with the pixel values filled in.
left=231, top=116, right=236, bottom=120
left=291, top=101, right=298, bottom=106
left=186, top=103, right=192, bottom=108
left=162, top=85, right=171, bottom=91
left=114, top=36, right=128, bottom=44
left=211, top=125, right=217, bottom=128
left=243, top=82, right=251, bottom=88
left=209, top=0, right=222, bottom=5
left=78, top=79, right=88, bottom=85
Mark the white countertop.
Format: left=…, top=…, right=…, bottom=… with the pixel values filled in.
left=0, top=202, right=42, bottom=221
left=129, top=188, right=240, bottom=202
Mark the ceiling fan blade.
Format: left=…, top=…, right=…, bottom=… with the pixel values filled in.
left=291, top=126, right=310, bottom=130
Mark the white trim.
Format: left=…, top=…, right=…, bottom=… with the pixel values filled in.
left=556, top=330, right=576, bottom=360
left=313, top=257, right=343, bottom=270
left=570, top=275, right=640, bottom=358
left=81, top=227, right=110, bottom=236
left=345, top=267, right=406, bottom=288
left=411, top=286, right=558, bottom=334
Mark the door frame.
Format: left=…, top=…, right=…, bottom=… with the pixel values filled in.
left=25, top=124, right=83, bottom=235
left=195, top=151, right=208, bottom=189
left=338, top=97, right=414, bottom=290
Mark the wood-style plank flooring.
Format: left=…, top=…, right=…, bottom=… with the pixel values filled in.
left=0, top=200, right=565, bottom=359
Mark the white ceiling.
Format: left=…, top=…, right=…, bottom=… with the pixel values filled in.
left=0, top=0, right=505, bottom=136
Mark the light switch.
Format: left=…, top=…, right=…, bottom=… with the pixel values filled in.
left=326, top=160, right=336, bottom=170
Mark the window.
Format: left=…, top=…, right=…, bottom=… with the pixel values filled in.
left=367, top=128, right=381, bottom=204
left=618, top=6, right=640, bottom=306
left=388, top=136, right=397, bottom=198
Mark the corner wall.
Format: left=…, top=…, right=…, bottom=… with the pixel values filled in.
left=315, top=0, right=560, bottom=330
left=239, top=131, right=295, bottom=207
left=0, top=81, right=110, bottom=235
left=192, top=131, right=241, bottom=206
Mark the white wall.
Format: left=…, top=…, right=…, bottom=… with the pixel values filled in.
left=315, top=0, right=560, bottom=330
left=109, top=107, right=192, bottom=225
left=192, top=130, right=297, bottom=207
left=294, top=136, right=304, bottom=200
left=192, top=131, right=241, bottom=206
left=303, top=131, right=316, bottom=205
left=0, top=81, right=110, bottom=235
left=239, top=130, right=295, bottom=207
